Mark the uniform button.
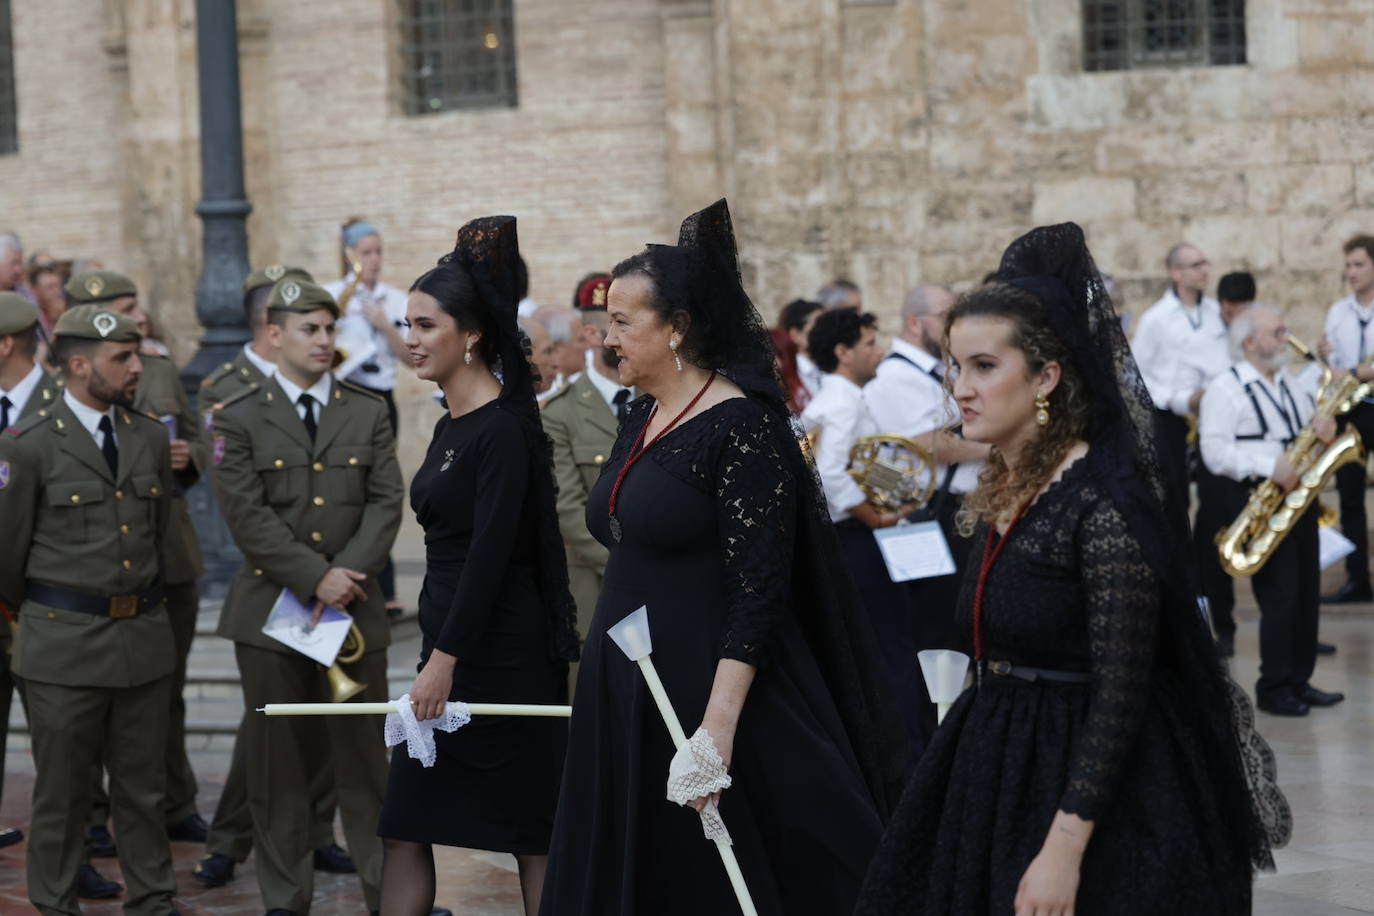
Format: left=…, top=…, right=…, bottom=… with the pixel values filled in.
left=70, top=494, right=81, bottom=504
left=115, top=490, right=124, bottom=500
left=311, top=531, right=323, bottom=542
left=274, top=458, right=284, bottom=468
left=122, top=560, right=132, bottom=569
left=48, top=612, right=56, bottom=620
left=313, top=496, right=325, bottom=506
left=151, top=486, right=160, bottom=496
left=120, top=525, right=129, bottom=534
left=594, top=454, right=605, bottom=465
left=313, top=462, right=324, bottom=472
left=253, top=568, right=263, bottom=576
left=348, top=457, right=359, bottom=466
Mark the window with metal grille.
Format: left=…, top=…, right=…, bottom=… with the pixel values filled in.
left=0, top=0, right=16, bottom=154
left=1083, top=0, right=1245, bottom=72
left=399, top=0, right=518, bottom=115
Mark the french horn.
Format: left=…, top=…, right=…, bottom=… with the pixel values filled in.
left=847, top=434, right=938, bottom=513
left=326, top=623, right=368, bottom=703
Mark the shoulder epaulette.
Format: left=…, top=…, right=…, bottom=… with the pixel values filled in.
left=201, top=362, right=237, bottom=388
left=5, top=411, right=54, bottom=438
left=124, top=407, right=164, bottom=427
left=215, top=383, right=260, bottom=412
left=337, top=379, right=384, bottom=402
left=542, top=380, right=574, bottom=405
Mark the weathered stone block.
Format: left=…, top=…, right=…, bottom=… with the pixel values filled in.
left=1032, top=177, right=1136, bottom=224
left=1247, top=165, right=1356, bottom=216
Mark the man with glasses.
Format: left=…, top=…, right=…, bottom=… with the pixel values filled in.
left=1132, top=243, right=1222, bottom=516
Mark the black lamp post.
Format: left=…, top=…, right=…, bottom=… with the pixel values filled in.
left=182, top=0, right=252, bottom=597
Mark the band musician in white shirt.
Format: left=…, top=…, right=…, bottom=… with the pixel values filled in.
left=1199, top=305, right=1343, bottom=717
left=1317, top=234, right=1374, bottom=605
left=865, top=285, right=989, bottom=655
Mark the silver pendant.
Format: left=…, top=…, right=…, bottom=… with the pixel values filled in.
left=439, top=448, right=455, bottom=472
left=609, top=514, right=622, bottom=543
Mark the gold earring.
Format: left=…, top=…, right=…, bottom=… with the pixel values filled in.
left=1035, top=394, right=1050, bottom=426
left=669, top=337, right=683, bottom=372
left=464, top=338, right=474, bottom=365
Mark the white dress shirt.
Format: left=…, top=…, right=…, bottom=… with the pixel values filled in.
left=796, top=352, right=823, bottom=400
left=271, top=369, right=332, bottom=425
left=1132, top=289, right=1225, bottom=416
left=800, top=373, right=873, bottom=522
left=1322, top=293, right=1374, bottom=369
left=1199, top=361, right=1316, bottom=483
left=322, top=275, right=409, bottom=391
left=0, top=362, right=44, bottom=419
left=865, top=339, right=981, bottom=494
left=581, top=350, right=630, bottom=412
left=242, top=342, right=276, bottom=378
left=63, top=389, right=118, bottom=450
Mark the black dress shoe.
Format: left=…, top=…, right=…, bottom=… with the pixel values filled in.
left=77, top=862, right=123, bottom=899
left=1300, top=685, right=1345, bottom=707
left=370, top=910, right=452, bottom=916
left=1321, top=579, right=1372, bottom=603
left=87, top=824, right=116, bottom=857
left=265, top=910, right=297, bottom=916
left=0, top=826, right=22, bottom=848
left=1258, top=693, right=1310, bottom=717
left=167, top=812, right=208, bottom=843
left=1215, top=632, right=1235, bottom=658
left=313, top=842, right=356, bottom=873
left=193, top=852, right=236, bottom=887
left=1316, top=641, right=1337, bottom=656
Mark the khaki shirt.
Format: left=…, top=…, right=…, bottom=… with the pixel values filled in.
left=135, top=353, right=208, bottom=583
left=0, top=399, right=177, bottom=688
left=211, top=376, right=404, bottom=655
left=539, top=372, right=618, bottom=572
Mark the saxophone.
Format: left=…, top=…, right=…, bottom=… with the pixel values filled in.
left=1215, top=339, right=1372, bottom=577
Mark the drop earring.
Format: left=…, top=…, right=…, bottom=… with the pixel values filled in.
left=464, top=338, right=474, bottom=365
left=669, top=337, right=683, bottom=372
left=1035, top=394, right=1050, bottom=426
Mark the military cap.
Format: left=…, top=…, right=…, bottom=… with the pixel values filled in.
left=0, top=292, right=38, bottom=335
left=53, top=304, right=141, bottom=342
left=574, top=273, right=611, bottom=311
left=65, top=270, right=138, bottom=304
left=243, top=264, right=314, bottom=294
left=267, top=278, right=339, bottom=317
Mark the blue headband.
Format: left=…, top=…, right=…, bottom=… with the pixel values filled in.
left=342, top=221, right=379, bottom=250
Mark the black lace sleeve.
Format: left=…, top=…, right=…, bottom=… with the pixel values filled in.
left=1060, top=496, right=1160, bottom=821
left=713, top=407, right=798, bottom=668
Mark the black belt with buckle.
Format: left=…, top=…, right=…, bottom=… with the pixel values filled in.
left=986, top=660, right=1094, bottom=685
left=26, top=581, right=163, bottom=619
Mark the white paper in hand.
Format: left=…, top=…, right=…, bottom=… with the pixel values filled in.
left=261, top=589, right=352, bottom=666
left=873, top=521, right=957, bottom=582
left=1318, top=525, right=1356, bottom=570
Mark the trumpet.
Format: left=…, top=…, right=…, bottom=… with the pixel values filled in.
left=326, top=623, right=368, bottom=704
left=847, top=434, right=938, bottom=513
left=1216, top=337, right=1371, bottom=577
left=336, top=249, right=364, bottom=313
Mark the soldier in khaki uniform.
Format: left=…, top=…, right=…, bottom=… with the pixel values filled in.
left=211, top=277, right=402, bottom=914
left=194, top=265, right=351, bottom=887
left=0, top=305, right=179, bottom=916
left=66, top=270, right=213, bottom=852
left=540, top=278, right=630, bottom=684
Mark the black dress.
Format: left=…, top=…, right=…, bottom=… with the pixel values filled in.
left=377, top=402, right=566, bottom=853
left=855, top=458, right=1254, bottom=914
left=540, top=397, right=884, bottom=915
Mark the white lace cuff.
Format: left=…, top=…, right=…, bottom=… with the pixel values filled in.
left=383, top=694, right=472, bottom=768
left=667, top=727, right=734, bottom=841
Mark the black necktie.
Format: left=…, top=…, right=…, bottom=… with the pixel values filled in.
left=0, top=396, right=11, bottom=430
left=612, top=388, right=630, bottom=423
left=298, top=393, right=318, bottom=441
left=97, top=415, right=118, bottom=476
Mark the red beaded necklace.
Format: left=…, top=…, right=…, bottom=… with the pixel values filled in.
left=607, top=371, right=717, bottom=541
left=971, top=502, right=1030, bottom=665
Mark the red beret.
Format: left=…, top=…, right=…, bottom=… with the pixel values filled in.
left=575, top=274, right=611, bottom=311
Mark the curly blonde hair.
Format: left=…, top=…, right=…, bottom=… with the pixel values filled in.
left=945, top=283, right=1092, bottom=536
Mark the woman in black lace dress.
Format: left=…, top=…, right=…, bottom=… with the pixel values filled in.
left=855, top=224, right=1288, bottom=915
left=378, top=217, right=579, bottom=916
left=540, top=201, right=905, bottom=916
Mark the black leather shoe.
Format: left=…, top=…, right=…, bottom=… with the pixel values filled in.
left=1300, top=685, right=1345, bottom=707
left=1215, top=633, right=1235, bottom=658
left=313, top=843, right=356, bottom=873
left=370, top=910, right=452, bottom=916
left=265, top=910, right=297, bottom=916
left=167, top=812, right=208, bottom=843
left=193, top=852, right=236, bottom=887
left=1316, top=641, right=1337, bottom=656
left=0, top=826, right=22, bottom=848
left=1258, top=693, right=1310, bottom=717
left=77, top=863, right=122, bottom=899
left=1321, top=579, right=1372, bottom=603
left=87, top=824, right=116, bottom=858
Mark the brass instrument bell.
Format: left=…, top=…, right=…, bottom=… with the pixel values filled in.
left=326, top=623, right=367, bottom=703
left=847, top=434, right=938, bottom=512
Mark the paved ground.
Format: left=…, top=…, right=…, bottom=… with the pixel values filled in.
left=0, top=525, right=1369, bottom=914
